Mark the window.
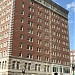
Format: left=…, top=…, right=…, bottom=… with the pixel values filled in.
left=45, top=21, right=48, bottom=25
left=37, top=32, right=42, bottom=37
left=28, top=0, right=34, bottom=5
left=35, top=64, right=41, bottom=71
left=45, top=49, right=49, bottom=54
left=45, top=57, right=49, bottom=62
left=21, top=18, right=24, bottom=23
left=35, top=64, right=38, bottom=71
left=37, top=17, right=42, bottom=23
left=20, top=34, right=23, bottom=39
left=47, top=66, right=49, bottom=72
left=16, top=62, right=20, bottom=69
left=0, top=62, right=1, bottom=69
left=44, top=27, right=49, bottom=32
left=63, top=67, right=70, bottom=73
left=22, top=2, right=24, bottom=8
left=53, top=67, right=58, bottom=72
left=2, top=61, right=4, bottom=69
left=37, top=47, right=41, bottom=52
left=37, top=55, right=41, bottom=61
left=27, top=54, right=33, bottom=59
left=44, top=34, right=49, bottom=39
left=37, top=24, right=42, bottom=30
left=27, top=45, right=33, bottom=50
left=44, top=14, right=48, bottom=19
left=28, top=21, right=34, bottom=26
left=38, top=5, right=42, bottom=9
left=12, top=61, right=15, bottom=69
left=38, top=11, right=42, bottom=16
left=25, top=63, right=27, bottom=70
left=27, top=36, right=33, bottom=42
left=19, top=52, right=22, bottom=57
left=38, top=64, right=41, bottom=71
left=28, top=63, right=31, bottom=70
left=20, top=26, right=23, bottom=31
left=20, top=42, right=23, bottom=48
left=37, top=39, right=42, bottom=45
left=28, top=6, right=34, bottom=12
left=60, top=67, right=62, bottom=73
left=21, top=10, right=24, bottom=15
left=28, top=14, right=34, bottom=19
left=44, top=65, right=46, bottom=72
left=44, top=41, right=49, bottom=47
left=28, top=29, right=33, bottom=34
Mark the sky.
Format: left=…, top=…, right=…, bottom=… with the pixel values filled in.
left=52, top=0, right=75, bottom=50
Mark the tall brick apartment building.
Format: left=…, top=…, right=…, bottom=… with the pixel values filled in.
left=0, top=0, right=70, bottom=75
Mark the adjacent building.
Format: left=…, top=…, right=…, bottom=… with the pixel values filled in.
left=70, top=50, right=75, bottom=75
left=0, top=0, right=70, bottom=75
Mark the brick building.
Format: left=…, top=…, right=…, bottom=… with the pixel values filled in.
left=0, top=0, right=70, bottom=75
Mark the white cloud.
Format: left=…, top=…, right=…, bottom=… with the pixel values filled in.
left=66, top=1, right=75, bottom=11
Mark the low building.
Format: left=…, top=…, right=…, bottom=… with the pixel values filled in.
left=70, top=50, right=75, bottom=75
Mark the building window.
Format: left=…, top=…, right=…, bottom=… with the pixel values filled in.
left=44, top=65, right=46, bottom=72
left=35, top=64, right=41, bottom=71
left=2, top=61, right=4, bottom=69
left=37, top=47, right=41, bottom=52
left=45, top=49, right=49, bottom=54
left=0, top=62, right=1, bottom=69
left=27, top=54, right=33, bottom=59
left=38, top=11, right=42, bottom=16
left=37, top=32, right=42, bottom=37
left=37, top=24, right=42, bottom=30
left=27, top=36, right=33, bottom=42
left=63, top=67, right=70, bottom=73
left=20, top=42, right=23, bottom=48
left=47, top=66, right=49, bottom=72
left=38, top=64, right=41, bottom=71
left=28, top=6, right=34, bottom=12
left=16, top=62, right=20, bottom=69
left=28, top=0, right=34, bottom=5
left=21, top=10, right=24, bottom=15
left=53, top=67, right=58, bottom=72
left=28, top=29, right=33, bottom=34
left=5, top=61, right=7, bottom=69
left=44, top=14, right=48, bottom=19
left=28, top=63, right=31, bottom=70
left=19, top=52, right=22, bottom=57
left=37, top=17, right=42, bottom=23
left=22, top=2, right=24, bottom=8
left=44, top=41, right=49, bottom=47
left=28, top=21, right=34, bottom=26
left=35, top=64, right=38, bottom=71
left=25, top=63, right=27, bottom=70
left=28, top=14, right=34, bottom=19
left=20, top=26, right=23, bottom=31
left=45, top=57, right=49, bottom=62
left=27, top=45, right=33, bottom=50
left=21, top=18, right=24, bottom=23
left=37, top=55, right=41, bottom=61
left=37, top=5, right=42, bottom=9
left=60, top=67, right=62, bottom=73
left=44, top=27, right=49, bottom=32
left=20, top=34, right=23, bottom=39
left=37, top=39, right=42, bottom=45
left=12, top=61, right=15, bottom=69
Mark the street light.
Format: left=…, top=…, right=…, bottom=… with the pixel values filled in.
left=22, top=68, right=25, bottom=75
left=72, top=64, right=75, bottom=75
